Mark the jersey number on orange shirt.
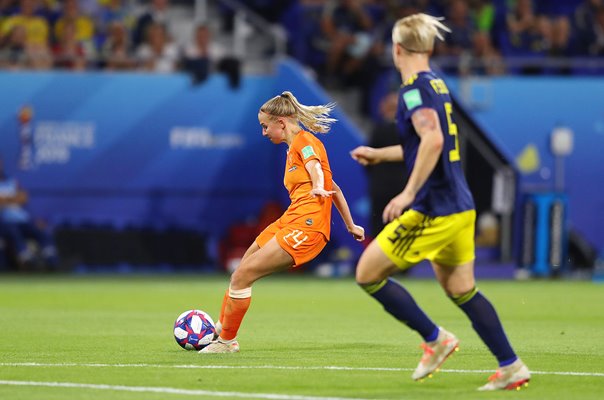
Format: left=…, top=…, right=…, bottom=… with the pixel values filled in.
left=283, top=230, right=309, bottom=249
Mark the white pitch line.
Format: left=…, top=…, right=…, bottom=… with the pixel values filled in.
left=0, top=380, right=368, bottom=400
left=1, top=362, right=603, bottom=378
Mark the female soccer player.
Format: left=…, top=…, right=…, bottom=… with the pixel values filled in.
left=350, top=14, right=530, bottom=391
left=200, top=91, right=365, bottom=353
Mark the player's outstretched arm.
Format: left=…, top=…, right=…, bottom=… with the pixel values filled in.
left=350, top=145, right=403, bottom=166
left=332, top=181, right=365, bottom=242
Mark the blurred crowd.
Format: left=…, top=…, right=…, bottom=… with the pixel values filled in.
left=282, top=0, right=604, bottom=83
left=0, top=0, right=239, bottom=83
left=0, top=1, right=602, bottom=77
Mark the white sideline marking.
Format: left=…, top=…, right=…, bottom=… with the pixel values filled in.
left=0, top=380, right=367, bottom=400
left=1, top=362, right=603, bottom=377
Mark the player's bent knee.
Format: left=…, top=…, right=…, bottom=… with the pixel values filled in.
left=449, top=286, right=478, bottom=306
left=230, top=264, right=256, bottom=289
left=355, top=262, right=373, bottom=284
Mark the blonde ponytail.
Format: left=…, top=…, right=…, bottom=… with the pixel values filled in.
left=260, top=91, right=337, bottom=134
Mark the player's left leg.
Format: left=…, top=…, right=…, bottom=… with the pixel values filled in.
left=357, top=211, right=462, bottom=381
left=216, top=241, right=263, bottom=337
left=201, top=237, right=293, bottom=354
left=356, top=240, right=453, bottom=381
left=431, top=260, right=530, bottom=390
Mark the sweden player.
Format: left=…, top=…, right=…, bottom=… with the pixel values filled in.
left=200, top=91, right=365, bottom=353
left=350, top=14, right=530, bottom=391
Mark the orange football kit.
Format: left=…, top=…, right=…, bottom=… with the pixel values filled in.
left=255, top=130, right=333, bottom=266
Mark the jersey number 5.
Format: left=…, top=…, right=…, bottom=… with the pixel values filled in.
left=444, top=102, right=460, bottom=162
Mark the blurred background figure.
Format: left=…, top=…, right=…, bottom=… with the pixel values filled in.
left=135, top=21, right=178, bottom=73
left=53, top=0, right=96, bottom=66
left=100, top=19, right=134, bottom=70
left=132, top=0, right=171, bottom=47
left=182, top=23, right=240, bottom=87
left=0, top=157, right=58, bottom=271
left=319, top=0, right=376, bottom=87
left=365, top=91, right=407, bottom=238
left=52, top=19, right=86, bottom=70
left=0, top=0, right=52, bottom=69
left=0, top=24, right=29, bottom=69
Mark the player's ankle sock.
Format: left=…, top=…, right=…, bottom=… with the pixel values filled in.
left=219, top=286, right=252, bottom=341
left=360, top=278, right=439, bottom=341
left=218, top=289, right=229, bottom=325
left=451, top=288, right=517, bottom=366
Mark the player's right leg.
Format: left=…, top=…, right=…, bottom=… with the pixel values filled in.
left=431, top=260, right=530, bottom=390
left=200, top=237, right=293, bottom=354
left=215, top=241, right=263, bottom=338
left=356, top=240, right=455, bottom=381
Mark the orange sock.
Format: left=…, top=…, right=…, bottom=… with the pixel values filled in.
left=220, top=287, right=252, bottom=341
left=218, top=289, right=229, bottom=325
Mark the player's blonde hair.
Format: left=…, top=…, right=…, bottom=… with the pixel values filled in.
left=260, top=91, right=337, bottom=134
left=392, top=13, right=450, bottom=54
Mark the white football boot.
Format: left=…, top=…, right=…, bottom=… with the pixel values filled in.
left=478, top=359, right=531, bottom=391
left=412, top=328, right=459, bottom=381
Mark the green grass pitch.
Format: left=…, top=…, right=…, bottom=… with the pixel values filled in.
left=0, top=274, right=603, bottom=399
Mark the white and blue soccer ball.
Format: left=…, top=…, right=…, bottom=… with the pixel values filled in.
left=173, top=309, right=216, bottom=351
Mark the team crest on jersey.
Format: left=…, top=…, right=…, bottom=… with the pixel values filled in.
left=301, top=145, right=316, bottom=159
left=403, top=88, right=422, bottom=109
left=305, top=218, right=313, bottom=226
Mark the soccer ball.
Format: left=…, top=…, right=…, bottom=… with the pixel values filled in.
left=173, top=309, right=216, bottom=351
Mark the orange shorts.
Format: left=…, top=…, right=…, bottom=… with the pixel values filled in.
left=255, top=219, right=328, bottom=267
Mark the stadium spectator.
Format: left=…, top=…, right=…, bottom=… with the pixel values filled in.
left=93, top=0, right=135, bottom=45
left=181, top=23, right=237, bottom=85
left=459, top=31, right=506, bottom=75
left=588, top=5, right=604, bottom=55
left=575, top=0, right=602, bottom=39
left=0, top=158, right=58, bottom=271
left=101, top=19, right=135, bottom=70
left=533, top=0, right=573, bottom=57
left=1, top=0, right=49, bottom=46
left=52, top=19, right=86, bottom=70
left=53, top=0, right=96, bottom=61
left=181, top=23, right=212, bottom=83
left=351, top=13, right=530, bottom=390
left=0, top=24, right=29, bottom=68
left=437, top=0, right=478, bottom=73
left=135, top=21, right=179, bottom=73
left=0, top=0, right=52, bottom=69
left=132, top=0, right=170, bottom=47
left=443, top=0, right=477, bottom=54
left=200, top=91, right=364, bottom=353
left=505, top=0, right=551, bottom=73
left=470, top=0, right=496, bottom=33
left=319, top=0, right=377, bottom=86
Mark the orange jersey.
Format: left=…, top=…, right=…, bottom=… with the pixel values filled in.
left=279, top=130, right=333, bottom=240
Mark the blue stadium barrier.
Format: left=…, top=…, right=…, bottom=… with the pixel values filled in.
left=0, top=60, right=368, bottom=268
